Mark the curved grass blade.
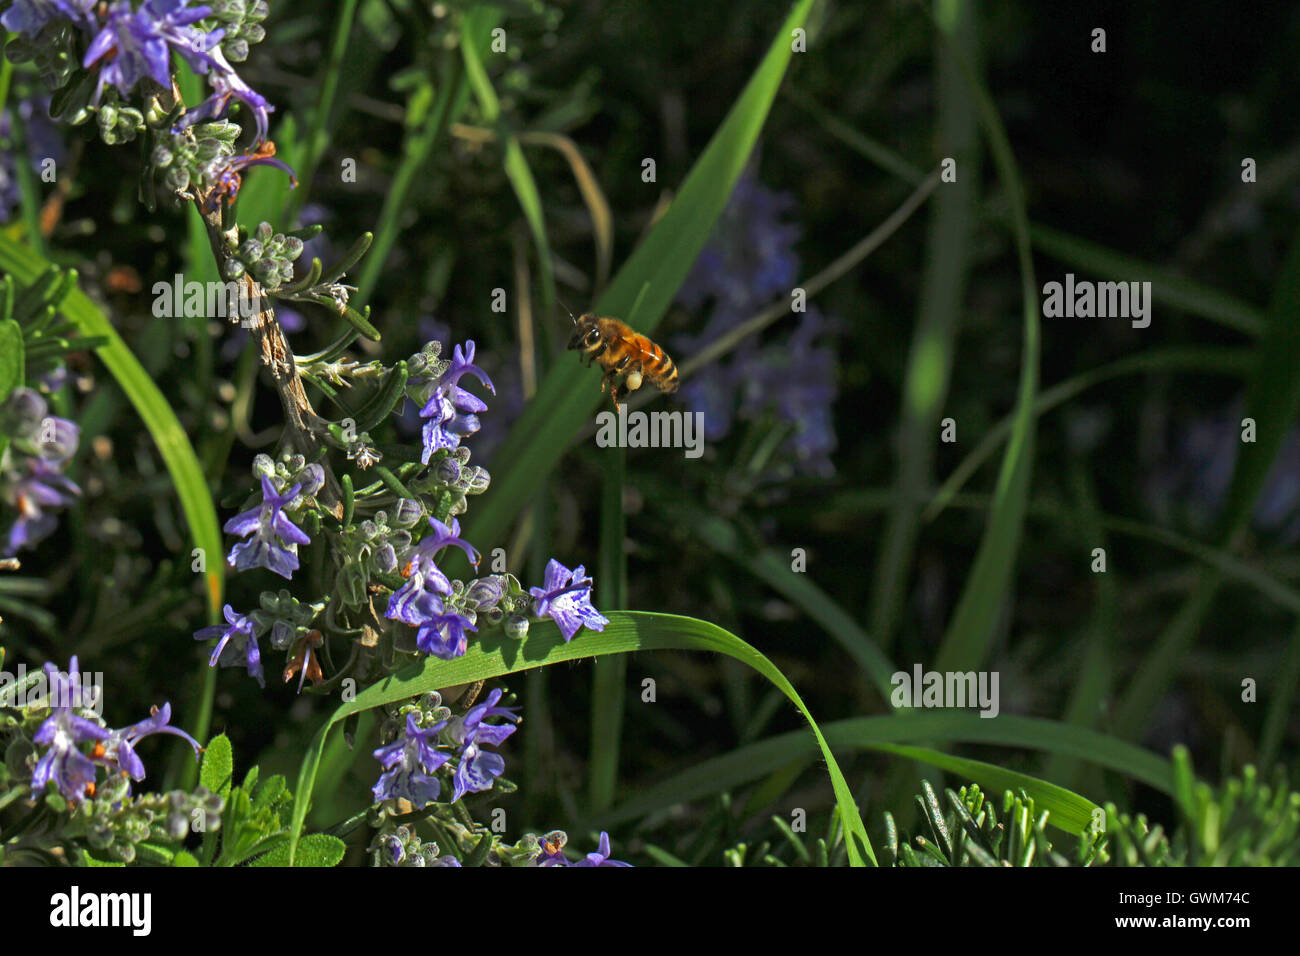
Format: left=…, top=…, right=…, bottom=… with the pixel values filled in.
left=288, top=610, right=875, bottom=866
left=0, top=235, right=224, bottom=622
left=869, top=742, right=1098, bottom=835
left=925, top=5, right=1040, bottom=674
left=454, top=0, right=819, bottom=564
left=588, top=712, right=1171, bottom=833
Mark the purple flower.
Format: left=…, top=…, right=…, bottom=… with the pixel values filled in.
left=372, top=713, right=450, bottom=807
left=417, top=341, right=495, bottom=464
left=3, top=457, right=80, bottom=556
left=193, top=603, right=265, bottom=687
left=386, top=586, right=478, bottom=659
left=445, top=688, right=518, bottom=801
left=83, top=0, right=222, bottom=101
left=450, top=739, right=506, bottom=802
left=0, top=0, right=96, bottom=37
left=178, top=44, right=276, bottom=143
left=529, top=559, right=610, bottom=642
left=396, top=515, right=480, bottom=597
left=414, top=608, right=477, bottom=660
left=570, top=831, right=631, bottom=867
left=98, top=702, right=202, bottom=782
left=30, top=657, right=107, bottom=802
left=448, top=688, right=519, bottom=749
left=224, top=474, right=311, bottom=579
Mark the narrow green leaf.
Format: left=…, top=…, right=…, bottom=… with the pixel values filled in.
left=587, top=712, right=1172, bottom=832
left=930, top=9, right=1040, bottom=674
left=456, top=0, right=819, bottom=561
left=870, top=743, right=1098, bottom=835
left=289, top=611, right=875, bottom=866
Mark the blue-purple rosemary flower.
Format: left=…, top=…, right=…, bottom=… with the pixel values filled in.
left=30, top=657, right=107, bottom=802
left=411, top=340, right=495, bottom=465
left=223, top=473, right=313, bottom=579
left=83, top=0, right=221, bottom=101
left=447, top=689, right=518, bottom=802
left=97, top=702, right=202, bottom=782
left=1, top=388, right=81, bottom=555
left=570, top=831, right=631, bottom=867
left=387, top=586, right=478, bottom=659
left=30, top=657, right=200, bottom=802
left=193, top=603, right=265, bottom=687
left=529, top=559, right=610, bottom=642
left=372, top=713, right=450, bottom=807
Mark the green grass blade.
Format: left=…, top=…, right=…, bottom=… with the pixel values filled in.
left=462, top=6, right=556, bottom=320
left=454, top=0, right=820, bottom=563
left=353, top=55, right=469, bottom=308
left=923, top=347, right=1252, bottom=522
left=870, top=0, right=979, bottom=653
left=658, top=496, right=898, bottom=701
left=0, top=236, right=224, bottom=623
left=928, top=8, right=1039, bottom=674
left=588, top=445, right=627, bottom=812
left=588, top=713, right=1171, bottom=832
left=869, top=742, right=1098, bottom=834
left=288, top=610, right=875, bottom=866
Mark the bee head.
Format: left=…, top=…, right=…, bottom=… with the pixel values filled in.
left=567, top=314, right=601, bottom=351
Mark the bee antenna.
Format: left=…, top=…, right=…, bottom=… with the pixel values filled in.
left=557, top=298, right=578, bottom=324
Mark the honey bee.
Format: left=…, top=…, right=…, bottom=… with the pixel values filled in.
left=567, top=312, right=679, bottom=406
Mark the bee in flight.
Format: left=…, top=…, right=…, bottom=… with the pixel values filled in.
left=566, top=311, right=679, bottom=406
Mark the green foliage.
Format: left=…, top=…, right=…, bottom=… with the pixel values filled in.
left=200, top=740, right=343, bottom=867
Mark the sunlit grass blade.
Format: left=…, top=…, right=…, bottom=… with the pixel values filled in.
left=650, top=491, right=898, bottom=702
left=454, top=0, right=820, bottom=564
left=288, top=610, right=876, bottom=866
left=869, top=742, right=1098, bottom=835
left=588, top=445, right=627, bottom=812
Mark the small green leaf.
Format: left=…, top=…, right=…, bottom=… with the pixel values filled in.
left=256, top=832, right=346, bottom=867
left=201, top=733, right=234, bottom=800
left=172, top=850, right=200, bottom=867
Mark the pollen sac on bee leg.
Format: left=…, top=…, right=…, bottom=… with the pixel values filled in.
left=625, top=369, right=643, bottom=392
